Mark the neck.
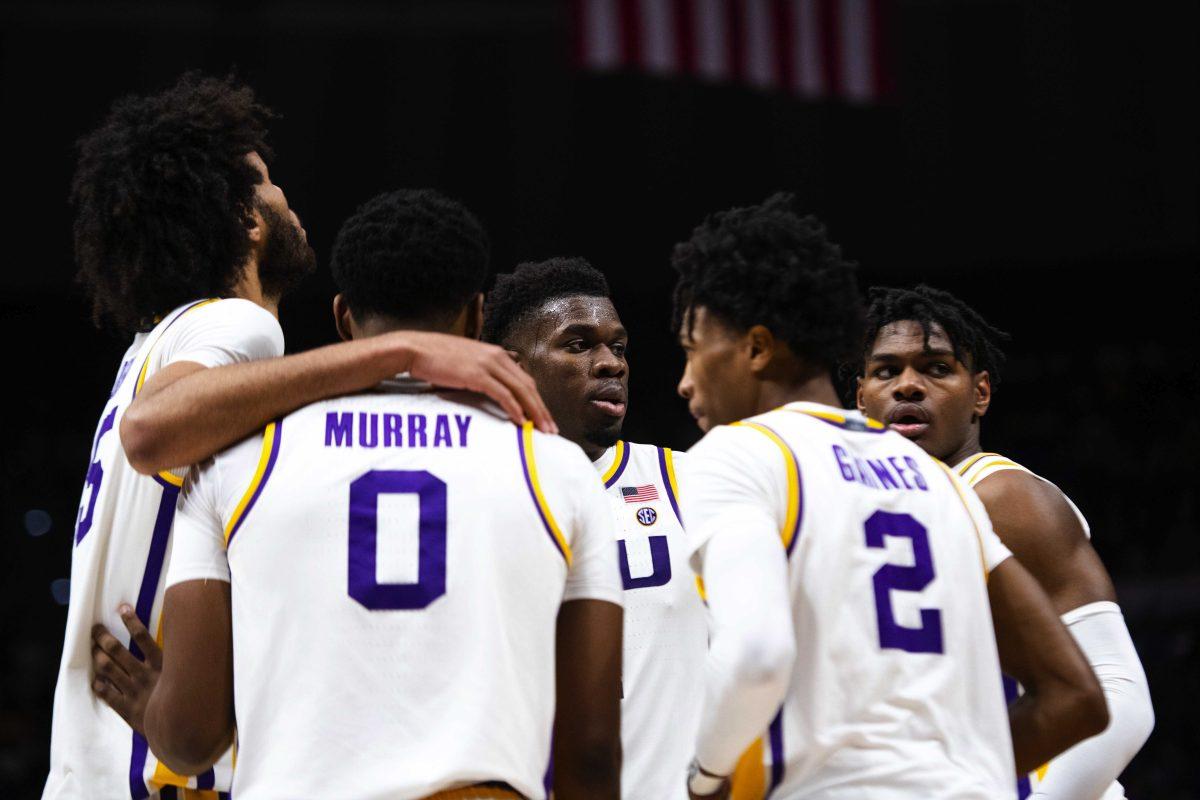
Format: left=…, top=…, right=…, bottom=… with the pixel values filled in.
left=756, top=372, right=842, bottom=415
left=230, top=262, right=280, bottom=319
left=943, top=424, right=983, bottom=468
left=580, top=439, right=608, bottom=462
left=354, top=315, right=456, bottom=339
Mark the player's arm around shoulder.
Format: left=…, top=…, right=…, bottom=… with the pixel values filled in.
left=123, top=300, right=554, bottom=474
left=121, top=298, right=284, bottom=472
left=535, top=433, right=623, bottom=800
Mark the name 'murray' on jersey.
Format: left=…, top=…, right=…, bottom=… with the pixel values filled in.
left=324, top=411, right=473, bottom=449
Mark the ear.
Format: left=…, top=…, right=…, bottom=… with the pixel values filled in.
left=332, top=294, right=354, bottom=342
left=745, top=324, right=776, bottom=376
left=855, top=376, right=866, bottom=415
left=973, top=370, right=993, bottom=420
left=463, top=293, right=484, bottom=341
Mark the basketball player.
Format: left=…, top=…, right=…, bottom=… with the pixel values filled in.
left=133, top=190, right=623, bottom=800
left=483, top=258, right=707, bottom=800
left=670, top=194, right=1108, bottom=799
left=54, top=74, right=551, bottom=800
left=856, top=285, right=1153, bottom=799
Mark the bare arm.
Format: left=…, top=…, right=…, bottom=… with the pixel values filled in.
left=142, top=580, right=235, bottom=776
left=977, top=471, right=1153, bottom=795
left=122, top=331, right=555, bottom=473
left=988, top=557, right=1108, bottom=773
left=553, top=599, right=623, bottom=800
left=974, top=470, right=1115, bottom=614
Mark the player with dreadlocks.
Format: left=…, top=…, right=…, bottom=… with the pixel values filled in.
left=50, top=72, right=551, bottom=800
left=484, top=257, right=706, bottom=800
left=671, top=193, right=1106, bottom=800
left=856, top=285, right=1154, bottom=800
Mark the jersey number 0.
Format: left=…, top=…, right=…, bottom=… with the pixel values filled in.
left=348, top=469, right=447, bottom=611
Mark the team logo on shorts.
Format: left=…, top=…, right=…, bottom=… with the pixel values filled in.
left=636, top=507, right=657, bottom=526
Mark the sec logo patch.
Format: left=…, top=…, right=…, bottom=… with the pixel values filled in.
left=636, top=507, right=657, bottom=526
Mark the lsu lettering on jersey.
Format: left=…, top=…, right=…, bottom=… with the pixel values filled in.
left=166, top=380, right=623, bottom=800
left=687, top=402, right=1016, bottom=800
left=957, top=452, right=1125, bottom=800
left=592, top=442, right=707, bottom=800
left=43, top=299, right=283, bottom=800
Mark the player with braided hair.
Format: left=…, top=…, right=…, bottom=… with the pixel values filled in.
left=857, top=285, right=1154, bottom=800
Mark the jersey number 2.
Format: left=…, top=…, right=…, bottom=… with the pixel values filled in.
left=864, top=510, right=944, bottom=654
left=348, top=470, right=447, bottom=611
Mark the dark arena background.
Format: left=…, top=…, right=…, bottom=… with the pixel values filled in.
left=1, top=1, right=1195, bottom=796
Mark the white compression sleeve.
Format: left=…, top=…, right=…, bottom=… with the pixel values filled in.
left=693, top=512, right=796, bottom=776
left=1031, top=601, right=1154, bottom=799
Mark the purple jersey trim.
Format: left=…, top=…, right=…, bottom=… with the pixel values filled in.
left=226, top=419, right=284, bottom=546
left=753, top=421, right=804, bottom=557
left=127, top=485, right=178, bottom=798
left=516, top=426, right=569, bottom=564
left=656, top=447, right=683, bottom=526
left=131, top=298, right=217, bottom=400
left=604, top=441, right=630, bottom=489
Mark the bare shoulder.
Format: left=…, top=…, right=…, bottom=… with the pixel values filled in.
left=973, top=467, right=1115, bottom=610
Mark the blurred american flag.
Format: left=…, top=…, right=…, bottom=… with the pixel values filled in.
left=571, top=0, right=894, bottom=103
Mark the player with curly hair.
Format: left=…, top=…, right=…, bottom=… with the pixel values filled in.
left=857, top=285, right=1153, bottom=800
left=671, top=194, right=1106, bottom=800
left=485, top=257, right=707, bottom=800
left=52, top=74, right=552, bottom=800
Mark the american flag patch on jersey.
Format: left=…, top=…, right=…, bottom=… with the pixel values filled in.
left=621, top=484, right=659, bottom=503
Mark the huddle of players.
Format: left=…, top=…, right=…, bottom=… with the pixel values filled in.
left=41, top=73, right=1154, bottom=800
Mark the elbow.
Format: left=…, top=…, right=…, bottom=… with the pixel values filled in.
left=730, top=630, right=795, bottom=695
left=147, top=724, right=228, bottom=777
left=144, top=694, right=231, bottom=777
left=1068, top=680, right=1110, bottom=741
left=120, top=407, right=165, bottom=475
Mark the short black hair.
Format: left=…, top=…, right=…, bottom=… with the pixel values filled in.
left=331, top=189, right=490, bottom=325
left=671, top=192, right=862, bottom=371
left=71, top=72, right=274, bottom=334
left=482, top=257, right=611, bottom=345
left=861, top=284, right=1010, bottom=383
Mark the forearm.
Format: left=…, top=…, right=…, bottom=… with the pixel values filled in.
left=693, top=520, right=794, bottom=776
left=124, top=335, right=413, bottom=472
left=1031, top=603, right=1153, bottom=798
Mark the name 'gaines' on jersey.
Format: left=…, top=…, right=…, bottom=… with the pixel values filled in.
left=686, top=402, right=1015, bottom=800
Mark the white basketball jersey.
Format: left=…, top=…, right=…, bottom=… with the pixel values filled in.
left=956, top=453, right=1125, bottom=800
left=43, top=298, right=282, bottom=800
left=166, top=380, right=622, bottom=800
left=687, top=402, right=1016, bottom=800
left=592, top=442, right=707, bottom=799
